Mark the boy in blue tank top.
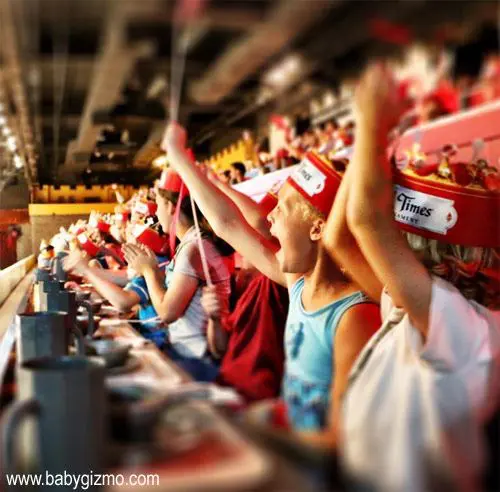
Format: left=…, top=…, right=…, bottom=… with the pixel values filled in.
left=162, top=123, right=381, bottom=449
left=123, top=255, right=169, bottom=347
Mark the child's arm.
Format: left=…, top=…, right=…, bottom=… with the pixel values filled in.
left=162, top=124, right=290, bottom=288
left=346, top=64, right=432, bottom=338
left=207, top=171, right=273, bottom=241
left=323, top=162, right=383, bottom=302
left=92, top=268, right=129, bottom=287
left=123, top=244, right=198, bottom=324
left=63, top=250, right=140, bottom=311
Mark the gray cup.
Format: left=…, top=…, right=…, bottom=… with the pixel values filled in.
left=16, top=312, right=84, bottom=364
left=2, top=357, right=107, bottom=485
left=51, top=251, right=68, bottom=283
left=34, top=268, right=53, bottom=282
left=40, top=288, right=79, bottom=335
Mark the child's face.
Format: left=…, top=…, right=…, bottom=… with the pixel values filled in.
left=267, top=184, right=318, bottom=274
left=155, top=193, right=175, bottom=233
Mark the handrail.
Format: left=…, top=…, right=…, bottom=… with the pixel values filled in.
left=0, top=255, right=35, bottom=308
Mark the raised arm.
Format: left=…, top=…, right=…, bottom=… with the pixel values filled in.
left=346, top=64, right=432, bottom=338
left=162, top=123, right=287, bottom=287
left=206, top=170, right=273, bottom=240
left=323, top=161, right=383, bottom=302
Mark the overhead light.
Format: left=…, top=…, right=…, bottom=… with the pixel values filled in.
left=0, top=115, right=6, bottom=126
left=85, top=167, right=92, bottom=174
left=108, top=152, right=115, bottom=159
left=3, top=127, right=11, bottom=136
left=152, top=154, right=168, bottom=168
left=263, top=54, right=303, bottom=90
left=14, top=155, right=23, bottom=169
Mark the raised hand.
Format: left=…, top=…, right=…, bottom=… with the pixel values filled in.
left=160, top=121, right=188, bottom=154
left=355, top=63, right=404, bottom=134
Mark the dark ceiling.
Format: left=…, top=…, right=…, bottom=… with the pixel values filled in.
left=0, top=0, right=497, bottom=187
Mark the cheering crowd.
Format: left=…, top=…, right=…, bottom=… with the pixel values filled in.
left=224, top=53, right=500, bottom=183
left=37, top=61, right=500, bottom=491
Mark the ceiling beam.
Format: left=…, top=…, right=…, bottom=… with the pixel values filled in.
left=65, top=1, right=156, bottom=173
left=188, top=0, right=338, bottom=105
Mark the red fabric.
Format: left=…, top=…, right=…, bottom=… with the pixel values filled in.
left=217, top=274, right=288, bottom=402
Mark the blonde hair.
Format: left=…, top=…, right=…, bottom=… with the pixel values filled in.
left=290, top=188, right=325, bottom=222
left=405, top=232, right=500, bottom=309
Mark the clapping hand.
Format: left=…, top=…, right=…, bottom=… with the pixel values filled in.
left=122, top=243, right=158, bottom=275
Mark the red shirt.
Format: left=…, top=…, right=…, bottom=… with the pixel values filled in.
left=217, top=274, right=288, bottom=402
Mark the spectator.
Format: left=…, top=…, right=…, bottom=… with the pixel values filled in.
left=230, top=162, right=247, bottom=184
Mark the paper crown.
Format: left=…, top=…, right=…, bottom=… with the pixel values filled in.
left=114, top=211, right=130, bottom=222
left=97, top=220, right=110, bottom=234
left=158, top=168, right=189, bottom=195
left=132, top=225, right=170, bottom=256
left=394, top=158, right=500, bottom=248
left=423, top=81, right=459, bottom=115
left=133, top=200, right=157, bottom=217
left=258, top=178, right=287, bottom=216
left=158, top=168, right=190, bottom=254
left=259, top=191, right=279, bottom=217
left=76, top=232, right=100, bottom=257
left=286, top=151, right=343, bottom=217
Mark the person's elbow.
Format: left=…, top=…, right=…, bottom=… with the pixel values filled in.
left=157, top=306, right=182, bottom=325
left=108, top=291, right=140, bottom=313
left=210, top=209, right=240, bottom=241
left=111, top=297, right=136, bottom=313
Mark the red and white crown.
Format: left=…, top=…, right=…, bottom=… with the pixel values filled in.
left=133, top=200, right=157, bottom=217
left=286, top=151, right=343, bottom=217
left=132, top=224, right=170, bottom=256
left=76, top=232, right=100, bottom=257
left=158, top=168, right=189, bottom=195
left=394, top=103, right=500, bottom=248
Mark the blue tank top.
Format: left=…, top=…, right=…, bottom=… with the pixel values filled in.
left=124, top=256, right=169, bottom=348
left=283, top=277, right=370, bottom=431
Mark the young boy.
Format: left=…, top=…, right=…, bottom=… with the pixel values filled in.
left=325, top=64, right=500, bottom=491
left=161, top=123, right=381, bottom=448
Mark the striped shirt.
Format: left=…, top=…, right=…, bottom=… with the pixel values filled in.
left=165, top=227, right=230, bottom=358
